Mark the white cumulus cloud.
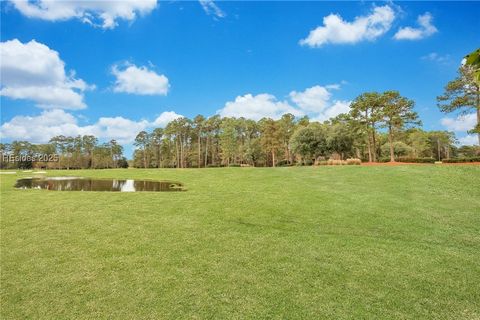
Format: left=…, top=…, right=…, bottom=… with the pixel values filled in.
left=112, top=63, right=169, bottom=96
left=289, top=85, right=350, bottom=121
left=152, top=111, right=183, bottom=127
left=8, top=0, right=158, bottom=29
left=394, top=12, right=437, bottom=40
left=92, top=117, right=150, bottom=143
left=441, top=113, right=478, bottom=146
left=217, top=84, right=350, bottom=121
left=299, top=5, right=395, bottom=47
left=458, top=135, right=479, bottom=146
left=289, top=85, right=333, bottom=113
left=314, top=100, right=352, bottom=122
left=0, top=39, right=93, bottom=109
left=0, top=109, right=91, bottom=143
left=217, top=93, right=302, bottom=121
left=0, top=110, right=182, bottom=144
left=441, top=113, right=477, bottom=132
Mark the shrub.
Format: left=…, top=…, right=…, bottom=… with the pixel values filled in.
left=442, top=157, right=480, bottom=163
left=346, top=158, right=361, bottom=165
left=295, top=160, right=314, bottom=166
left=276, top=160, right=292, bottom=167
left=327, top=159, right=346, bottom=165
left=378, top=157, right=435, bottom=163
left=397, top=157, right=436, bottom=163
left=228, top=164, right=241, bottom=167
left=380, top=141, right=413, bottom=158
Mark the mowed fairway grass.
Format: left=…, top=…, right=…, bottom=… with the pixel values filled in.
left=1, top=166, right=479, bottom=319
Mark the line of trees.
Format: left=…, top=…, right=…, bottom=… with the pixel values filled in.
left=2, top=49, right=478, bottom=169
left=130, top=90, right=478, bottom=168
left=0, top=135, right=128, bottom=169
left=128, top=48, right=479, bottom=168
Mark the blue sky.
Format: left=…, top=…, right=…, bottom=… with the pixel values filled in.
left=1, top=1, right=479, bottom=157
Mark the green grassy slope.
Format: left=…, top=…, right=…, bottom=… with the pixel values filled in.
left=1, top=166, right=479, bottom=319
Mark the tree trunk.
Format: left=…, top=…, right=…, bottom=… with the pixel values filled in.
left=388, top=124, right=395, bottom=162
left=175, top=138, right=179, bottom=168
left=365, top=110, right=373, bottom=162
left=180, top=135, right=184, bottom=168
left=198, top=135, right=201, bottom=168
left=372, top=127, right=377, bottom=162
left=477, top=99, right=480, bottom=145
left=475, top=87, right=480, bottom=145
left=204, top=136, right=208, bottom=167
left=143, top=146, right=147, bottom=168
left=437, top=139, right=441, bottom=161
left=366, top=136, right=372, bottom=162
left=285, top=142, right=290, bottom=164
left=272, top=150, right=276, bottom=167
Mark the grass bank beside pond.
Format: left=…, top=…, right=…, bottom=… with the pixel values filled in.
left=1, top=166, right=479, bottom=319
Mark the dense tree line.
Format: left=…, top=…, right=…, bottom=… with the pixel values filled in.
left=126, top=49, right=477, bottom=168
left=0, top=135, right=128, bottom=169
left=2, top=49, right=478, bottom=169
left=130, top=90, right=478, bottom=168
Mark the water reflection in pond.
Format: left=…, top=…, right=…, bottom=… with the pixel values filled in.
left=14, top=177, right=184, bottom=192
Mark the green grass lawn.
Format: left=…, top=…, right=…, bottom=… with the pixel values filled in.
left=1, top=166, right=479, bottom=319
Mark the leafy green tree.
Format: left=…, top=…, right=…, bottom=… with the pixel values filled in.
left=108, top=139, right=123, bottom=168
left=219, top=117, right=238, bottom=165
left=259, top=118, right=282, bottom=167
left=180, top=117, right=193, bottom=167
left=278, top=113, right=296, bottom=164
left=331, top=113, right=366, bottom=159
left=457, top=145, right=480, bottom=157
left=9, top=141, right=34, bottom=169
left=326, top=122, right=355, bottom=159
left=349, top=92, right=382, bottom=162
left=381, top=141, right=412, bottom=158
left=134, top=131, right=150, bottom=168
left=193, top=115, right=206, bottom=168
left=239, top=118, right=261, bottom=166
left=150, top=128, right=164, bottom=168
left=464, top=48, right=480, bottom=85
left=406, top=129, right=431, bottom=158
left=206, top=115, right=222, bottom=166
left=296, top=115, right=310, bottom=127
left=428, top=131, right=455, bottom=160
left=165, top=118, right=192, bottom=168
left=290, top=123, right=327, bottom=164
left=380, top=91, right=420, bottom=162
left=82, top=135, right=98, bottom=168
left=438, top=50, right=480, bottom=145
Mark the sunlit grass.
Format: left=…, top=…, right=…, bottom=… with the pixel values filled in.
left=1, top=166, right=479, bottom=319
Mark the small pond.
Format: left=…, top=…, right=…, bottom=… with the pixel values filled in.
left=14, top=177, right=184, bottom=192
